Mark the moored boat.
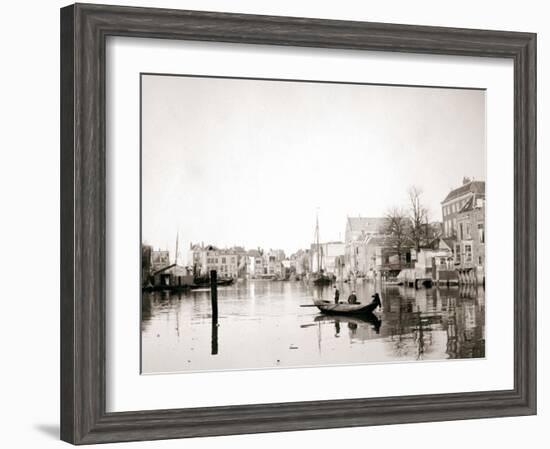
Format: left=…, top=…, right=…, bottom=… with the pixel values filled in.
left=191, top=276, right=235, bottom=288
left=311, top=273, right=332, bottom=285
left=309, top=211, right=333, bottom=286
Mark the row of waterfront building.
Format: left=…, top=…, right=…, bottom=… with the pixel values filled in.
left=340, top=177, right=485, bottom=285
left=142, top=177, right=485, bottom=287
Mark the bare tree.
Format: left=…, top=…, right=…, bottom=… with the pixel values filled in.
left=408, top=186, right=429, bottom=252
left=385, top=207, right=409, bottom=268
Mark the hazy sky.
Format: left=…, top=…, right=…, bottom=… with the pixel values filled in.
left=142, top=74, right=485, bottom=262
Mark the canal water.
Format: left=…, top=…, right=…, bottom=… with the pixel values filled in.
left=141, top=280, right=485, bottom=374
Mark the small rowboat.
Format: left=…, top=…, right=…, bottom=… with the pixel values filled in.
left=313, top=293, right=382, bottom=315
left=313, top=299, right=369, bottom=314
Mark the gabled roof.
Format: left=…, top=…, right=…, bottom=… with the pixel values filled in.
left=432, top=237, right=456, bottom=251
left=152, top=263, right=176, bottom=276
left=442, top=181, right=485, bottom=204
left=347, top=217, right=389, bottom=234
left=247, top=249, right=262, bottom=257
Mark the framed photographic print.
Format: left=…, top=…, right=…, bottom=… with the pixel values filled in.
left=60, top=3, right=536, bottom=445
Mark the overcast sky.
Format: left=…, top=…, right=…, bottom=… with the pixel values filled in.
left=141, top=74, right=485, bottom=262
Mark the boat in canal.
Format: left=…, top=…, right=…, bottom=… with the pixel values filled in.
left=310, top=212, right=332, bottom=285
left=313, top=293, right=382, bottom=315
left=192, top=276, right=235, bottom=288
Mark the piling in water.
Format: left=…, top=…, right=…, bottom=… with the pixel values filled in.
left=210, top=270, right=218, bottom=319
left=210, top=270, right=218, bottom=355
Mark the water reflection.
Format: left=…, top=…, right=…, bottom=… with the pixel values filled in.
left=141, top=280, right=485, bottom=373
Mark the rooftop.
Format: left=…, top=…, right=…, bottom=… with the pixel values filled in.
left=346, top=217, right=389, bottom=235
left=442, top=180, right=485, bottom=204
left=365, top=235, right=411, bottom=248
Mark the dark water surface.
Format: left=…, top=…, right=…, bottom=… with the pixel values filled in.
left=141, top=280, right=485, bottom=374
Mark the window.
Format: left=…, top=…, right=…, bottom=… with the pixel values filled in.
left=455, top=245, right=461, bottom=264
left=466, top=223, right=471, bottom=238
left=222, top=257, right=226, bottom=264
left=459, top=223, right=464, bottom=240
left=464, top=244, right=472, bottom=263
left=478, top=223, right=485, bottom=243
left=478, top=256, right=483, bottom=265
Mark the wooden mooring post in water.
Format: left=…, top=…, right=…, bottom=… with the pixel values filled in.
left=210, top=270, right=218, bottom=355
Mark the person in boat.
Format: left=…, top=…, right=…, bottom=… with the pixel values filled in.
left=333, top=285, right=340, bottom=304
left=347, top=290, right=358, bottom=304
left=365, top=293, right=382, bottom=313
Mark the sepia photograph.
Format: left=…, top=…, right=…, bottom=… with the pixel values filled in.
left=140, top=74, right=486, bottom=374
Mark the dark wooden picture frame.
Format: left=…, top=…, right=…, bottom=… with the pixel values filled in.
left=60, top=3, right=536, bottom=445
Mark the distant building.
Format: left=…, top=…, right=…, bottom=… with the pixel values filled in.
left=415, top=238, right=456, bottom=283
left=152, top=264, right=193, bottom=288
left=291, top=249, right=310, bottom=277
left=151, top=250, right=170, bottom=272
left=454, top=195, right=485, bottom=284
left=345, top=217, right=389, bottom=242
left=281, top=259, right=293, bottom=279
left=246, top=249, right=264, bottom=278
left=265, top=249, right=286, bottom=278
left=226, top=246, right=249, bottom=278
left=363, top=235, right=413, bottom=279
left=188, top=243, right=240, bottom=278
left=141, top=244, right=153, bottom=283
left=244, top=248, right=286, bottom=278
left=441, top=178, right=485, bottom=238
left=344, top=217, right=389, bottom=278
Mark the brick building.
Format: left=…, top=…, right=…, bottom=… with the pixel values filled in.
left=441, top=178, right=485, bottom=238
left=454, top=195, right=485, bottom=285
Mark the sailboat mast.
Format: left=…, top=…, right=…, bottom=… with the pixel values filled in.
left=175, top=231, right=179, bottom=265
left=315, top=212, right=320, bottom=273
